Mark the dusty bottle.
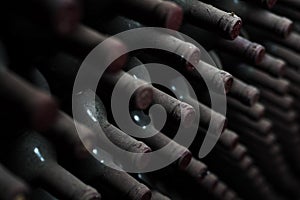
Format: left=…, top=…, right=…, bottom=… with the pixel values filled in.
left=219, top=129, right=239, bottom=150
left=204, top=0, right=293, bottom=37
left=38, top=52, right=152, bottom=110
left=60, top=24, right=128, bottom=72
left=227, top=110, right=272, bottom=135
left=70, top=150, right=152, bottom=200
left=247, top=25, right=300, bottom=54
left=227, top=97, right=265, bottom=120
left=100, top=71, right=153, bottom=110
left=123, top=57, right=197, bottom=128
left=228, top=78, right=260, bottom=106
left=255, top=54, right=286, bottom=77
left=260, top=88, right=294, bottom=110
left=223, top=62, right=290, bottom=95
left=168, top=0, right=242, bottom=39
left=181, top=24, right=266, bottom=64
left=0, top=68, right=58, bottom=131
left=131, top=110, right=192, bottom=170
left=263, top=41, right=300, bottom=71
left=6, top=131, right=101, bottom=200
left=92, top=16, right=201, bottom=71
left=167, top=75, right=227, bottom=134
left=73, top=89, right=152, bottom=168
left=84, top=0, right=183, bottom=30
left=189, top=60, right=234, bottom=94
left=44, top=112, right=99, bottom=159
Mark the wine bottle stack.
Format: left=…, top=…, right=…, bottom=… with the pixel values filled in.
left=0, top=0, right=299, bottom=200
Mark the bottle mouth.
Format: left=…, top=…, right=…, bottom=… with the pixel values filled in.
left=134, top=85, right=154, bottom=110
left=183, top=107, right=197, bottom=128
left=248, top=43, right=266, bottom=64
left=81, top=186, right=102, bottom=200
left=222, top=73, right=234, bottom=94
left=228, top=18, right=242, bottom=40
left=240, top=157, right=254, bottom=170
left=246, top=86, right=260, bottom=106
left=200, top=173, right=218, bottom=190
left=160, top=2, right=183, bottom=30
left=277, top=17, right=293, bottom=38
left=129, top=184, right=152, bottom=200
left=181, top=44, right=201, bottom=72
left=133, top=146, right=152, bottom=170
left=177, top=150, right=192, bottom=170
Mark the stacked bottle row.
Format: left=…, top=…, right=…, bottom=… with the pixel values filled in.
left=0, top=0, right=299, bottom=200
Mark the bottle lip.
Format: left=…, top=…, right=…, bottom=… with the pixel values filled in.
left=227, top=17, right=242, bottom=40
left=129, top=184, right=152, bottom=200
left=161, top=2, right=183, bottom=31
left=133, top=85, right=154, bottom=110
left=177, top=150, right=192, bottom=170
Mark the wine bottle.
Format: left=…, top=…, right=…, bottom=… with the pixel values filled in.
left=247, top=25, right=300, bottom=53
left=70, top=151, right=152, bottom=200
left=152, top=88, right=196, bottom=128
left=264, top=103, right=298, bottom=123
left=203, top=0, right=293, bottom=37
left=255, top=54, right=286, bottom=78
left=7, top=131, right=102, bottom=200
left=0, top=163, right=30, bottom=200
left=38, top=52, right=152, bottom=110
left=260, top=88, right=294, bottom=110
left=223, top=62, right=290, bottom=95
left=119, top=0, right=183, bottom=30
left=184, top=158, right=208, bottom=183
left=89, top=16, right=201, bottom=71
left=60, top=24, right=128, bottom=72
left=263, top=41, right=300, bottom=71
left=131, top=110, right=192, bottom=170
left=44, top=111, right=99, bottom=159
left=84, top=0, right=183, bottom=30
left=100, top=71, right=153, bottom=110
left=167, top=75, right=227, bottom=134
left=125, top=56, right=224, bottom=131
left=219, top=129, right=239, bottom=150
left=181, top=24, right=266, bottom=64
left=73, top=89, right=152, bottom=168
left=190, top=60, right=234, bottom=94
left=167, top=0, right=242, bottom=39
left=227, top=110, right=272, bottom=135
left=228, top=78, right=260, bottom=106
left=0, top=68, right=58, bottom=131
left=227, top=97, right=265, bottom=120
